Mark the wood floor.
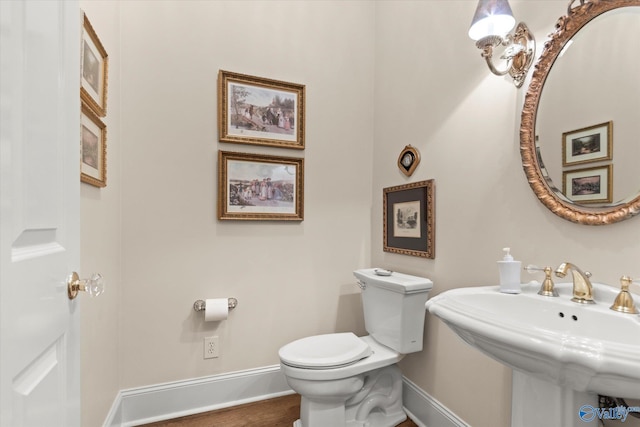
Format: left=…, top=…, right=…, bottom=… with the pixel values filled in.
left=140, top=393, right=418, bottom=427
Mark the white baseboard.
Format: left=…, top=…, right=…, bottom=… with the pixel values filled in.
left=402, top=376, right=471, bottom=427
left=103, top=365, right=293, bottom=427
left=103, top=365, right=468, bottom=427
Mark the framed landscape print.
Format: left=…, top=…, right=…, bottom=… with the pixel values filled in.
left=562, top=165, right=612, bottom=204
left=218, top=151, right=304, bottom=221
left=80, top=103, right=107, bottom=187
left=383, top=180, right=435, bottom=258
left=80, top=13, right=108, bottom=117
left=218, top=70, right=305, bottom=149
left=562, top=121, right=612, bottom=167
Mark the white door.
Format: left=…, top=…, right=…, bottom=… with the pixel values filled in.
left=0, top=1, right=81, bottom=426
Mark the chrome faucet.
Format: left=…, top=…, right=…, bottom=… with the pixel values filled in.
left=555, top=262, right=595, bottom=304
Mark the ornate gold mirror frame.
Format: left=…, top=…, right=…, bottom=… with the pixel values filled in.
left=520, top=0, right=640, bottom=225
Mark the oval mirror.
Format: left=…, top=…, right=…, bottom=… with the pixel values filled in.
left=520, top=0, right=640, bottom=225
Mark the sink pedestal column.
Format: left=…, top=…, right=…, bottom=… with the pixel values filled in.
left=511, top=371, right=598, bottom=427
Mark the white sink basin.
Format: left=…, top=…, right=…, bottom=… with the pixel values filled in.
left=426, top=282, right=640, bottom=399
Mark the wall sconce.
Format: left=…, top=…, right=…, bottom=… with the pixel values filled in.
left=469, top=0, right=535, bottom=88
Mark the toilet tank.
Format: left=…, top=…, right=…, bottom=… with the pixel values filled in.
left=353, top=268, right=433, bottom=354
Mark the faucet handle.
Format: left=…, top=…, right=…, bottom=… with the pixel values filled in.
left=539, top=267, right=558, bottom=297
left=525, top=265, right=558, bottom=297
left=525, top=264, right=543, bottom=274
left=610, top=276, right=639, bottom=314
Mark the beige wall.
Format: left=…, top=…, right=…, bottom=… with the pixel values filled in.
left=80, top=2, right=640, bottom=427
left=374, top=2, right=640, bottom=427
left=80, top=2, right=122, bottom=426
left=117, top=0, right=375, bottom=386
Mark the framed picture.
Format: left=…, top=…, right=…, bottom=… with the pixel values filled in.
left=80, top=13, right=108, bottom=117
left=562, top=165, right=612, bottom=204
left=80, top=103, right=107, bottom=187
left=383, top=180, right=435, bottom=258
left=218, top=70, right=305, bottom=149
left=218, top=151, right=304, bottom=221
left=562, top=121, right=612, bottom=166
left=397, top=145, right=420, bottom=177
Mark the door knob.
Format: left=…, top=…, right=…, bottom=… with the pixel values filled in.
left=67, top=272, right=105, bottom=300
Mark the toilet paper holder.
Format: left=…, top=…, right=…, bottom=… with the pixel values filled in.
left=193, top=298, right=238, bottom=312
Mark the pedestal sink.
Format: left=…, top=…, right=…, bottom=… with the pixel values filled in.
left=426, top=281, right=640, bottom=426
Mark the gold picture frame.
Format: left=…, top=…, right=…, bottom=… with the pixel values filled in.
left=562, top=121, right=612, bottom=167
left=562, top=165, right=612, bottom=204
left=218, top=70, right=305, bottom=149
left=383, top=180, right=435, bottom=258
left=218, top=151, right=304, bottom=221
left=80, top=103, right=107, bottom=187
left=397, top=145, right=420, bottom=177
left=80, top=13, right=108, bottom=117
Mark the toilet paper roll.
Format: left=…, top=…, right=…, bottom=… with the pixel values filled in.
left=204, top=298, right=229, bottom=322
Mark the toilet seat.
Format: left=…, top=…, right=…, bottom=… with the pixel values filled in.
left=280, top=336, right=403, bottom=381
left=279, top=332, right=372, bottom=369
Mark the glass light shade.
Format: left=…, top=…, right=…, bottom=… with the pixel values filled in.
left=468, top=0, right=516, bottom=41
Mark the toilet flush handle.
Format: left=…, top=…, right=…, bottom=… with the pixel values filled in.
left=356, top=280, right=366, bottom=290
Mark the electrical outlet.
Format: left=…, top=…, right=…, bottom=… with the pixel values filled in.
left=204, top=336, right=219, bottom=359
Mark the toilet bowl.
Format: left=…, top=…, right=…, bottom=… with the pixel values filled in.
left=280, top=334, right=406, bottom=427
left=279, top=269, right=433, bottom=427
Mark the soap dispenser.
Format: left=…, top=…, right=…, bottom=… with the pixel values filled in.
left=497, top=247, right=522, bottom=294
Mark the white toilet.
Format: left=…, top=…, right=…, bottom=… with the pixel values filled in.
left=279, top=268, right=433, bottom=427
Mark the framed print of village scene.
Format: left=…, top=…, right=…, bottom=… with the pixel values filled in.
left=562, top=165, right=612, bottom=204
left=218, top=70, right=305, bottom=149
left=80, top=13, right=108, bottom=117
left=218, top=151, right=304, bottom=221
left=80, top=103, right=107, bottom=187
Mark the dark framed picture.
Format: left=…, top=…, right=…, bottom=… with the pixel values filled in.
left=218, top=151, right=304, bottom=221
left=218, top=70, right=305, bottom=149
left=562, top=165, right=612, bottom=204
left=80, top=103, right=107, bottom=187
left=562, top=121, right=612, bottom=167
left=397, top=145, right=420, bottom=177
left=383, top=180, right=435, bottom=258
left=80, top=13, right=108, bottom=117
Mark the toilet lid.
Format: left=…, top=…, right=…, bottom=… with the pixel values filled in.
left=279, top=332, right=372, bottom=369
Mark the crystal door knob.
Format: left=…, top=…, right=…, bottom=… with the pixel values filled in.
left=67, top=272, right=105, bottom=300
